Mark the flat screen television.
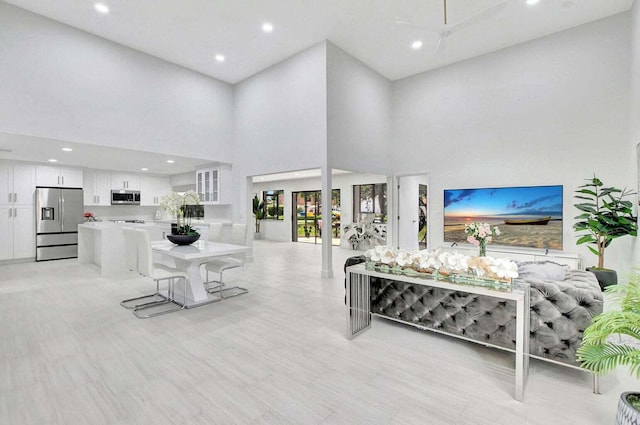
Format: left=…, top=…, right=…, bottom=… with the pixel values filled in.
left=444, top=185, right=563, bottom=250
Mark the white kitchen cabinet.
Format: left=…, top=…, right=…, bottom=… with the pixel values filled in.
left=84, top=171, right=112, bottom=206
left=195, top=165, right=231, bottom=205
left=140, top=176, right=170, bottom=206
left=35, top=166, right=83, bottom=188
left=111, top=173, right=140, bottom=190
left=12, top=205, right=35, bottom=258
left=0, top=164, right=36, bottom=205
left=0, top=207, right=12, bottom=260
left=0, top=205, right=35, bottom=260
left=0, top=163, right=36, bottom=260
left=196, top=168, right=217, bottom=204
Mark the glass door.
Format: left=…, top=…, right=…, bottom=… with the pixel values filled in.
left=291, top=190, right=340, bottom=245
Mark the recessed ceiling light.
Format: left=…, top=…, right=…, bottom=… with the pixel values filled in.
left=94, top=3, right=109, bottom=14
left=215, top=54, right=225, bottom=62
left=411, top=40, right=423, bottom=50
left=259, top=177, right=265, bottom=180
left=62, top=147, right=72, bottom=152
left=166, top=160, right=175, bottom=164
left=141, top=168, right=148, bottom=171
left=48, top=159, right=58, bottom=163
left=262, top=22, right=273, bottom=33
left=526, top=0, right=539, bottom=5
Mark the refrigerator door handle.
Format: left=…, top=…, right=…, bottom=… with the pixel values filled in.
left=60, top=193, right=64, bottom=231
left=8, top=207, right=11, bottom=218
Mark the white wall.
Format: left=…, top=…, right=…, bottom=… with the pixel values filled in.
left=631, top=1, right=640, bottom=266
left=392, top=13, right=634, bottom=274
left=0, top=2, right=234, bottom=161
left=251, top=172, right=386, bottom=242
left=326, top=42, right=392, bottom=175
left=232, top=42, right=328, bottom=223
left=233, top=42, right=328, bottom=178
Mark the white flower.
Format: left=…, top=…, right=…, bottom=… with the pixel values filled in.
left=160, top=190, right=201, bottom=218
left=396, top=250, right=413, bottom=267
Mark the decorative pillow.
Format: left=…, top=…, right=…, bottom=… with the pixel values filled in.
left=517, top=260, right=570, bottom=281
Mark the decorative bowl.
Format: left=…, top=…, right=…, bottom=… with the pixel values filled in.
left=167, top=234, right=200, bottom=245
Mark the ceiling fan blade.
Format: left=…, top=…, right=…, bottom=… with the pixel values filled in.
left=447, top=1, right=507, bottom=35
left=395, top=19, right=441, bottom=34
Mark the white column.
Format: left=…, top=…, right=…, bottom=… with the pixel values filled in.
left=321, top=163, right=333, bottom=278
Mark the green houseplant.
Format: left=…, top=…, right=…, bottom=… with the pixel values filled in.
left=574, top=176, right=637, bottom=288
left=577, top=274, right=640, bottom=423
left=252, top=194, right=265, bottom=239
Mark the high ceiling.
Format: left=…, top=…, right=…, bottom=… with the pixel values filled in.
left=0, top=0, right=634, bottom=176
left=4, top=0, right=634, bottom=84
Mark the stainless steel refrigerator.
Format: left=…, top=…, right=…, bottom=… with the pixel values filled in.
left=36, top=187, right=84, bottom=261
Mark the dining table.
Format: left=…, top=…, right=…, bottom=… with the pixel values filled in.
left=151, top=239, right=249, bottom=308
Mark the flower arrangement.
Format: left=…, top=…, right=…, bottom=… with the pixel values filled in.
left=83, top=212, right=96, bottom=222
left=159, top=190, right=201, bottom=235
left=364, top=246, right=518, bottom=286
left=342, top=215, right=387, bottom=249
left=464, top=222, right=500, bottom=257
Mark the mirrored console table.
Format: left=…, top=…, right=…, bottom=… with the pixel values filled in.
left=345, top=263, right=530, bottom=401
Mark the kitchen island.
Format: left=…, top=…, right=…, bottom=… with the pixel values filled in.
left=78, top=221, right=170, bottom=276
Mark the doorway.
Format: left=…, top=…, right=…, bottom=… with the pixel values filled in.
left=398, top=175, right=429, bottom=250
left=291, top=190, right=341, bottom=245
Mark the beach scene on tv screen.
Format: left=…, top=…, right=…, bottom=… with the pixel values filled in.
left=444, top=185, right=563, bottom=250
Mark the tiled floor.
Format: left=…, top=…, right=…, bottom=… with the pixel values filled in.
left=0, top=241, right=634, bottom=424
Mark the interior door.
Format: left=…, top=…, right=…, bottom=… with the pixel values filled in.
left=398, top=174, right=429, bottom=250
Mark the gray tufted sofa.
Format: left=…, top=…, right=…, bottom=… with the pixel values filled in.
left=346, top=256, right=603, bottom=367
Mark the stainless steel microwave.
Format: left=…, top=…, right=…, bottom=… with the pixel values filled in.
left=111, top=190, right=141, bottom=205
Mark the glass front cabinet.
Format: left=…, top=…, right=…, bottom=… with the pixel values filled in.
left=196, top=168, right=222, bottom=204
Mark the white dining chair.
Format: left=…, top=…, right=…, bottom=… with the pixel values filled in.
left=120, top=227, right=166, bottom=309
left=208, top=223, right=224, bottom=242
left=203, top=223, right=248, bottom=299
left=124, top=228, right=190, bottom=318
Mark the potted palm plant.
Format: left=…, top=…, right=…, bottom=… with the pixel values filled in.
left=252, top=194, right=265, bottom=239
left=577, top=273, right=640, bottom=424
left=574, top=176, right=637, bottom=289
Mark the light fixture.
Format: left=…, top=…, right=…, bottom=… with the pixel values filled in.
left=94, top=3, right=109, bottom=14
left=215, top=54, right=225, bottom=62
left=166, top=159, right=175, bottom=164
left=526, top=0, right=539, bottom=5
left=262, top=22, right=273, bottom=33
left=259, top=177, right=265, bottom=180
left=411, top=40, right=423, bottom=50
left=141, top=167, right=148, bottom=171
left=48, top=159, right=58, bottom=163
left=62, top=147, right=72, bottom=152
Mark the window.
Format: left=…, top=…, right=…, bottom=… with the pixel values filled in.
left=353, top=183, right=387, bottom=223
left=263, top=190, right=284, bottom=220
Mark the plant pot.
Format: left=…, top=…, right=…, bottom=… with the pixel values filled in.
left=587, top=267, right=618, bottom=290
left=254, top=232, right=262, bottom=240
left=166, top=234, right=200, bottom=245
left=616, top=392, right=640, bottom=425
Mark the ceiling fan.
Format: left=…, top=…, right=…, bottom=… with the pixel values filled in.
left=397, top=0, right=508, bottom=53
